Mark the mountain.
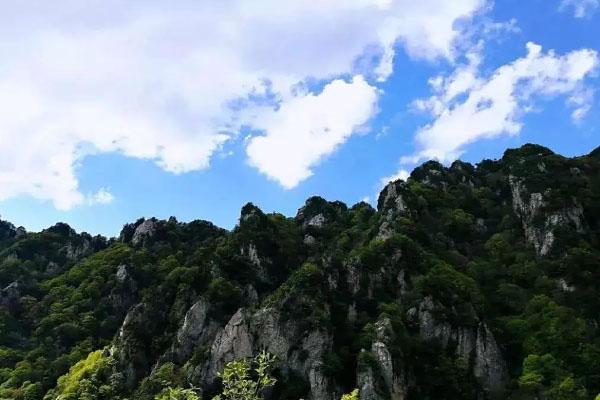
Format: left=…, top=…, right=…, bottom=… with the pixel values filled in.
left=1, top=143, right=600, bottom=400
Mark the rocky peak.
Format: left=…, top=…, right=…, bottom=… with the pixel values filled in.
left=589, top=145, right=600, bottom=159
left=0, top=219, right=18, bottom=241
left=44, top=222, right=76, bottom=237
left=502, top=143, right=554, bottom=161
left=410, top=160, right=448, bottom=188
left=130, top=218, right=157, bottom=246
left=509, top=175, right=585, bottom=256
left=240, top=202, right=266, bottom=223
left=377, top=180, right=409, bottom=213
left=296, top=196, right=347, bottom=230
left=376, top=180, right=411, bottom=240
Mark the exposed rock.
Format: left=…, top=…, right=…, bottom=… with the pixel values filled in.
left=411, top=297, right=507, bottom=397
left=0, top=282, right=21, bottom=313
left=63, top=238, right=92, bottom=260
left=376, top=181, right=410, bottom=240
left=117, top=303, right=151, bottom=387
left=241, top=243, right=261, bottom=267
left=243, top=284, right=259, bottom=306
left=558, top=278, right=576, bottom=292
left=473, top=324, right=507, bottom=396
left=345, top=257, right=362, bottom=295
left=167, top=298, right=219, bottom=364
left=116, top=264, right=130, bottom=283
left=304, top=234, right=317, bottom=246
left=131, top=219, right=157, bottom=245
left=206, top=309, right=254, bottom=382
left=307, top=213, right=326, bottom=228
left=357, top=356, right=379, bottom=400
left=347, top=302, right=358, bottom=324
left=240, top=243, right=272, bottom=282
left=45, top=261, right=60, bottom=275
left=110, top=265, right=137, bottom=315
left=308, top=360, right=331, bottom=400
left=15, top=226, right=26, bottom=238
left=191, top=305, right=335, bottom=399
left=509, top=175, right=585, bottom=255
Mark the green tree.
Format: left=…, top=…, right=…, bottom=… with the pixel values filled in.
left=340, top=389, right=359, bottom=400
left=212, top=351, right=276, bottom=400
left=155, top=387, right=201, bottom=400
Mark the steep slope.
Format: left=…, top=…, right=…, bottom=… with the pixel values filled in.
left=1, top=143, right=600, bottom=400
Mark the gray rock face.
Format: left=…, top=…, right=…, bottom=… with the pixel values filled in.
left=117, top=303, right=151, bottom=387
left=473, top=324, right=507, bottom=396
left=372, top=318, right=406, bottom=400
left=110, top=265, right=137, bottom=315
left=412, top=297, right=507, bottom=397
left=15, top=226, right=26, bottom=238
left=188, top=306, right=335, bottom=400
left=357, top=362, right=378, bottom=400
left=558, top=278, right=576, bottom=292
left=307, top=213, right=326, bottom=228
left=376, top=181, right=410, bottom=240
left=206, top=309, right=254, bottom=383
left=66, top=239, right=91, bottom=260
left=509, top=175, right=584, bottom=255
left=345, top=257, right=362, bottom=295
left=153, top=299, right=222, bottom=379
left=170, top=298, right=218, bottom=363
left=240, top=243, right=261, bottom=267
left=0, top=282, right=21, bottom=313
left=304, top=234, right=317, bottom=246
left=240, top=243, right=272, bottom=283
left=131, top=219, right=157, bottom=245
left=116, top=264, right=130, bottom=283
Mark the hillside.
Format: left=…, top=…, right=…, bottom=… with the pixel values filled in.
left=1, top=143, right=600, bottom=400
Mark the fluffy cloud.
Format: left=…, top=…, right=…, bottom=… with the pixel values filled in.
left=246, top=76, right=378, bottom=188
left=560, top=0, right=599, bottom=18
left=380, top=169, right=410, bottom=188
left=87, top=188, right=115, bottom=205
left=403, top=42, right=598, bottom=165
left=0, top=0, right=485, bottom=208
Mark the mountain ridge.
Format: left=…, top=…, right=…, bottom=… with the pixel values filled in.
left=1, top=142, right=600, bottom=400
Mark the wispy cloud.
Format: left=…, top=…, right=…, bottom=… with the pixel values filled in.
left=87, top=188, right=115, bottom=205
left=403, top=42, right=598, bottom=165
left=560, top=0, right=600, bottom=18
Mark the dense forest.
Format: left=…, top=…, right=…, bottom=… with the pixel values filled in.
left=1, top=143, right=600, bottom=400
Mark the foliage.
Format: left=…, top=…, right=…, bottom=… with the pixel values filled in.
left=212, top=351, right=276, bottom=400
left=340, top=389, right=359, bottom=400
left=1, top=144, right=600, bottom=399
left=155, top=387, right=201, bottom=400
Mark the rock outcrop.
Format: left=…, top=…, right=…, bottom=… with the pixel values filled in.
left=410, top=297, right=507, bottom=398
left=509, top=175, right=584, bottom=255
left=131, top=219, right=157, bottom=245
left=0, top=281, right=21, bottom=313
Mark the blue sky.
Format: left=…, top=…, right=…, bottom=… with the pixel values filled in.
left=0, top=0, right=599, bottom=237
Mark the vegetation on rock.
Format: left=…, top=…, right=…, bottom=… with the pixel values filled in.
left=0, top=143, right=600, bottom=399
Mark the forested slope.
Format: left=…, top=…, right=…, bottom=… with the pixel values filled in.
left=1, top=143, right=600, bottom=400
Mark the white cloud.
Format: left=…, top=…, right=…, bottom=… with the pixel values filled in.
left=380, top=169, right=410, bottom=188
left=0, top=0, right=486, bottom=208
left=404, top=42, right=598, bottom=164
left=560, top=0, right=600, bottom=18
left=246, top=76, right=379, bottom=188
left=87, top=188, right=115, bottom=205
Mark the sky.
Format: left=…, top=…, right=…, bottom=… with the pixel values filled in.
left=0, top=0, right=599, bottom=237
